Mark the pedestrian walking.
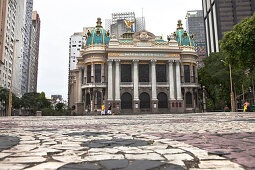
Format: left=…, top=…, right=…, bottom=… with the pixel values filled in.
left=88, top=104, right=91, bottom=114
left=107, top=104, right=112, bottom=115
left=101, top=104, right=105, bottom=115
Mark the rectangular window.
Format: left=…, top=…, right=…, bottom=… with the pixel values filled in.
left=81, top=69, right=84, bottom=84
left=156, top=64, right=166, bottom=82
left=121, top=64, right=132, bottom=82
left=184, top=65, right=190, bottom=83
left=139, top=64, right=149, bottom=82
left=87, top=65, right=91, bottom=83
left=95, top=64, right=101, bottom=83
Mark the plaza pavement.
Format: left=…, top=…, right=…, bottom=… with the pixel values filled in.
left=0, top=112, right=254, bottom=170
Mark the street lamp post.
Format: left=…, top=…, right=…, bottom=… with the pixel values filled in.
left=229, top=64, right=235, bottom=112
left=8, top=39, right=19, bottom=117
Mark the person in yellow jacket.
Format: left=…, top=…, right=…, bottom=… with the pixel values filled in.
left=101, top=104, right=105, bottom=115
left=244, top=103, right=247, bottom=112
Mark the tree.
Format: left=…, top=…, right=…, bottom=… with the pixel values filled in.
left=20, top=92, right=51, bottom=115
left=199, top=52, right=248, bottom=110
left=55, top=103, right=64, bottom=111
left=221, top=13, right=255, bottom=70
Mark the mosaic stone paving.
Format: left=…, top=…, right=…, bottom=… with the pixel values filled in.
left=0, top=112, right=254, bottom=169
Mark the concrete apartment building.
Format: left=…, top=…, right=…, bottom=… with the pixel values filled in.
left=186, top=10, right=207, bottom=67
left=202, top=0, right=255, bottom=54
left=28, top=11, right=40, bottom=93
left=20, top=0, right=33, bottom=95
left=0, top=0, right=17, bottom=92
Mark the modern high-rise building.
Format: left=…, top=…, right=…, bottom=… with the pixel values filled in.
left=21, top=0, right=33, bottom=95
left=12, top=0, right=25, bottom=97
left=28, top=11, right=40, bottom=93
left=0, top=0, right=17, bottom=91
left=202, top=0, right=255, bottom=54
left=105, top=12, right=145, bottom=38
left=186, top=10, right=207, bottom=67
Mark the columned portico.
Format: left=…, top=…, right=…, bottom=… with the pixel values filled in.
left=151, top=60, right=158, bottom=112
left=133, top=60, right=139, bottom=112
left=107, top=60, right=113, bottom=104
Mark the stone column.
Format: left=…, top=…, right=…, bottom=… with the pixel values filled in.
left=78, top=68, right=82, bottom=103
left=115, top=60, right=120, bottom=101
left=133, top=60, right=140, bottom=112
left=115, top=60, right=121, bottom=113
left=176, top=61, right=182, bottom=100
left=101, top=63, right=105, bottom=83
left=107, top=60, right=113, bottom=101
left=133, top=60, right=139, bottom=100
left=151, top=60, right=157, bottom=100
left=168, top=60, right=175, bottom=100
left=151, top=60, right=158, bottom=113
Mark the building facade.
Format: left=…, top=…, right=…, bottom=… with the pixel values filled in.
left=186, top=10, right=207, bottom=67
left=28, top=11, right=40, bottom=92
left=202, top=0, right=255, bottom=54
left=69, top=18, right=200, bottom=114
left=0, top=0, right=20, bottom=94
left=21, top=0, right=33, bottom=95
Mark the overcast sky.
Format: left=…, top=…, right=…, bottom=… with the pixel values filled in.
left=33, top=0, right=202, bottom=100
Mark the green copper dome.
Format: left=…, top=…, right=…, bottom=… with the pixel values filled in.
left=173, top=20, right=195, bottom=47
left=86, top=18, right=110, bottom=46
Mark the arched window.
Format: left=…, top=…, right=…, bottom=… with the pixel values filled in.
left=139, top=92, right=150, bottom=109
left=121, top=93, right=132, bottom=109
left=157, top=92, right=168, bottom=108
left=186, top=92, right=192, bottom=108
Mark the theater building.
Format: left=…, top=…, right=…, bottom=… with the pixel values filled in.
left=69, top=18, right=200, bottom=114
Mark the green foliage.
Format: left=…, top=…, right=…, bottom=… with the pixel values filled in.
left=221, top=13, right=255, bottom=70
left=20, top=92, right=51, bottom=115
left=0, top=87, right=21, bottom=110
left=41, top=107, right=70, bottom=116
left=55, top=103, right=64, bottom=111
left=199, top=52, right=248, bottom=111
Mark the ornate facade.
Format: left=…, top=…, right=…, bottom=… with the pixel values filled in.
left=69, top=18, right=200, bottom=114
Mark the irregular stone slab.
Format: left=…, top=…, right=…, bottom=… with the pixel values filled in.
left=0, top=153, right=12, bottom=159
left=99, top=159, right=129, bottom=169
left=88, top=148, right=119, bottom=154
left=2, top=156, right=46, bottom=163
left=0, top=163, right=28, bottom=170
left=199, top=160, right=244, bottom=169
left=126, top=160, right=166, bottom=170
left=4, top=145, right=37, bottom=153
left=59, top=162, right=101, bottom=170
left=0, top=135, right=20, bottom=152
left=84, top=154, right=124, bottom=161
left=155, top=149, right=185, bottom=155
left=12, top=151, right=47, bottom=157
left=25, top=162, right=66, bottom=170
left=125, top=153, right=165, bottom=160
left=164, top=153, right=194, bottom=161
left=52, top=155, right=84, bottom=163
